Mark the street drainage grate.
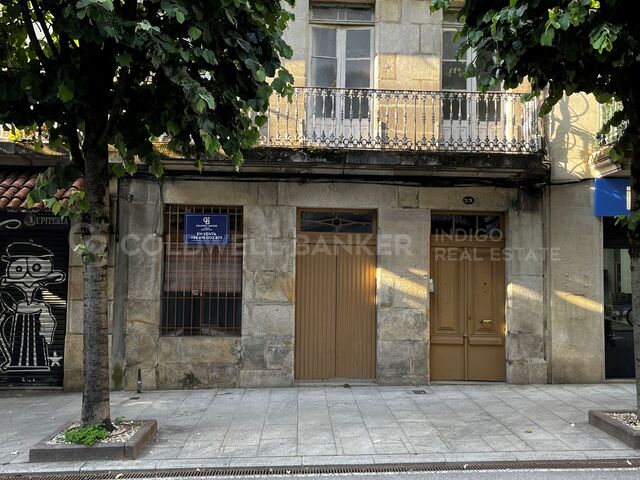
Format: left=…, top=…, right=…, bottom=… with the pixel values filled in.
left=3, top=459, right=640, bottom=479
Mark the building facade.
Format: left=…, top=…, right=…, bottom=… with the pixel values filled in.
left=0, top=1, right=631, bottom=390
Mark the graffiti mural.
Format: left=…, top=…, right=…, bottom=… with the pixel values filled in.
left=0, top=213, right=69, bottom=387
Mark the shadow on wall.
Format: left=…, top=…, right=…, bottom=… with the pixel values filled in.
left=547, top=94, right=598, bottom=179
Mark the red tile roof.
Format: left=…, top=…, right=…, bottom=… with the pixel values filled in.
left=0, top=169, right=85, bottom=211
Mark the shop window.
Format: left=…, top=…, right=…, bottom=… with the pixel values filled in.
left=603, top=216, right=635, bottom=378
left=161, top=205, right=243, bottom=336
left=300, top=210, right=374, bottom=233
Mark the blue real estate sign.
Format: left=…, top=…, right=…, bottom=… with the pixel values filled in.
left=594, top=178, right=631, bottom=217
left=184, top=214, right=230, bottom=245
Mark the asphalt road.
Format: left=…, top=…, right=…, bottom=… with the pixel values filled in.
left=154, top=469, right=640, bottom=480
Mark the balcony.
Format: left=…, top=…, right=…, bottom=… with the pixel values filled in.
left=259, top=87, right=541, bottom=154
left=598, top=100, right=625, bottom=146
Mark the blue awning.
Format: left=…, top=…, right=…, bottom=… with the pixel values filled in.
left=594, top=178, right=630, bottom=217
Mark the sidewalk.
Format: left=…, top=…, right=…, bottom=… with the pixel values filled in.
left=1, top=383, right=639, bottom=473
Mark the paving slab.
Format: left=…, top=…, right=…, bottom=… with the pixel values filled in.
left=0, top=383, right=639, bottom=473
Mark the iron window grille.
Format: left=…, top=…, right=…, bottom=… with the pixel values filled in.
left=161, top=205, right=243, bottom=337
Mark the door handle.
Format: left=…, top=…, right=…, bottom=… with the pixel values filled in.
left=481, top=319, right=492, bottom=325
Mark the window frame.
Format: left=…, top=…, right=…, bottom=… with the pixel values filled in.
left=441, top=17, right=502, bottom=94
left=308, top=2, right=374, bottom=90
left=430, top=211, right=505, bottom=247
left=309, top=3, right=375, bottom=27
left=160, top=204, right=244, bottom=338
left=308, top=25, right=374, bottom=90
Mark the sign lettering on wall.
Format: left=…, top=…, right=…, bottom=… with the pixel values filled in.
left=0, top=212, right=69, bottom=388
left=184, top=214, right=230, bottom=246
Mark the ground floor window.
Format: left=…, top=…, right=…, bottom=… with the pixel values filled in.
left=161, top=205, right=243, bottom=336
left=603, top=217, right=635, bottom=379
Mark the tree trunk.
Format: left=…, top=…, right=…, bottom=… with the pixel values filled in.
left=632, top=251, right=640, bottom=416
left=80, top=146, right=112, bottom=427
left=629, top=129, right=640, bottom=417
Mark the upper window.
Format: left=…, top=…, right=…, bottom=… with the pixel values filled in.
left=442, top=16, right=502, bottom=121
left=442, top=29, right=467, bottom=92
left=309, top=3, right=374, bottom=119
left=161, top=205, right=243, bottom=337
left=310, top=4, right=374, bottom=24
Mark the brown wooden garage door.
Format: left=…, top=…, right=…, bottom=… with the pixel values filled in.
left=295, top=210, right=376, bottom=380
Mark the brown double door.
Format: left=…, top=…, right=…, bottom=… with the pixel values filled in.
left=295, top=210, right=376, bottom=380
left=430, top=214, right=506, bottom=381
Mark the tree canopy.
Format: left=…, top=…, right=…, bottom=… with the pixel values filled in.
left=431, top=0, right=640, bottom=413
left=0, top=0, right=294, bottom=199
left=431, top=0, right=637, bottom=157
left=0, top=0, right=295, bottom=426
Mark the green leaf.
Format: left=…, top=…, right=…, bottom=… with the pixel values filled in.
left=254, top=115, right=267, bottom=127
left=198, top=92, right=216, bottom=110
left=166, top=120, right=181, bottom=136
left=149, top=160, right=164, bottom=177
left=175, top=9, right=185, bottom=24
left=188, top=26, right=202, bottom=41
left=540, top=27, right=555, bottom=46
left=111, top=164, right=126, bottom=177
left=116, top=53, right=133, bottom=67
left=195, top=98, right=207, bottom=113
left=57, top=83, right=74, bottom=103
left=51, top=201, right=62, bottom=215
left=254, top=67, right=266, bottom=82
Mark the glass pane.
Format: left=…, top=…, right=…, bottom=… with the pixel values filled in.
left=346, top=30, right=371, bottom=58
left=442, top=97, right=468, bottom=121
left=311, top=5, right=338, bottom=20
left=478, top=97, right=502, bottom=121
left=443, top=30, right=462, bottom=59
left=310, top=57, right=337, bottom=88
left=345, top=6, right=374, bottom=22
left=300, top=211, right=373, bottom=233
left=312, top=89, right=336, bottom=117
left=344, top=92, right=369, bottom=119
left=312, top=27, right=337, bottom=58
left=442, top=61, right=467, bottom=90
left=431, top=214, right=453, bottom=235
left=454, top=215, right=475, bottom=235
left=301, top=211, right=334, bottom=232
left=477, top=215, right=501, bottom=238
left=345, top=59, right=370, bottom=88
left=604, top=247, right=635, bottom=378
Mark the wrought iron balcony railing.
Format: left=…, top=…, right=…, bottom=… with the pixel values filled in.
left=259, top=87, right=541, bottom=154
left=598, top=100, right=626, bottom=146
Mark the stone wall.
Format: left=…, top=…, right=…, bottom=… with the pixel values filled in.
left=240, top=203, right=296, bottom=387
left=547, top=183, right=604, bottom=383
left=545, top=94, right=606, bottom=383
left=105, top=178, right=538, bottom=389
left=376, top=0, right=442, bottom=91
left=377, top=208, right=430, bottom=384
left=506, top=203, right=548, bottom=384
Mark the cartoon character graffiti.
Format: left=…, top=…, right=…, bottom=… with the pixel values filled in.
left=0, top=242, right=66, bottom=372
